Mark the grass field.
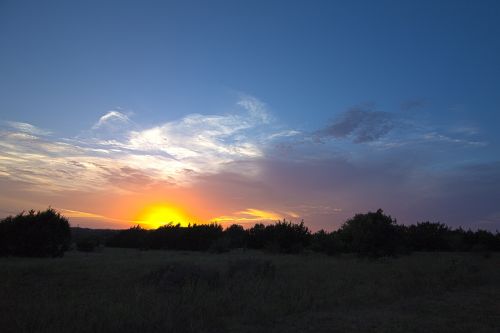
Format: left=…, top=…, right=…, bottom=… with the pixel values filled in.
left=0, top=248, right=499, bottom=333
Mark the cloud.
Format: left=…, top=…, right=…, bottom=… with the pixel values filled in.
left=0, top=96, right=291, bottom=192
left=422, top=132, right=487, bottom=147
left=316, top=106, right=394, bottom=143
left=237, top=95, right=272, bottom=124
left=92, top=111, right=131, bottom=130
left=212, top=208, right=286, bottom=225
left=4, top=121, right=51, bottom=136
left=1, top=96, right=498, bottom=231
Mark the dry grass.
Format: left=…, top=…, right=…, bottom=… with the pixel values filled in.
left=0, top=249, right=499, bottom=333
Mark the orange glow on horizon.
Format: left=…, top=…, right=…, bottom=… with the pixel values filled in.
left=136, top=204, right=198, bottom=229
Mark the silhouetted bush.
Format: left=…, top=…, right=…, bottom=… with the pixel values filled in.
left=247, top=220, right=311, bottom=253
left=247, top=223, right=267, bottom=249
left=310, top=230, right=345, bottom=255
left=338, top=209, right=406, bottom=257
left=72, top=227, right=117, bottom=246
left=407, top=222, right=450, bottom=251
left=107, top=223, right=224, bottom=251
left=106, top=225, right=147, bottom=248
left=224, top=224, right=248, bottom=248
left=181, top=223, right=224, bottom=251
left=102, top=209, right=500, bottom=256
left=0, top=208, right=71, bottom=257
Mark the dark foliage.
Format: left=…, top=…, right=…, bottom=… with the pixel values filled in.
left=337, top=209, right=405, bottom=257
left=224, top=224, right=248, bottom=248
left=106, top=220, right=311, bottom=253
left=407, top=222, right=450, bottom=251
left=2, top=208, right=498, bottom=259
left=71, top=227, right=118, bottom=247
left=310, top=229, right=345, bottom=255
left=247, top=220, right=311, bottom=253
left=106, top=225, right=148, bottom=249
left=247, top=223, right=267, bottom=249
left=0, top=208, right=71, bottom=257
left=108, top=223, right=224, bottom=251
left=311, top=211, right=500, bottom=257
left=97, top=209, right=500, bottom=257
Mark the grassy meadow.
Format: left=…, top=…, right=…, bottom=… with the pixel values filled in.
left=0, top=248, right=499, bottom=333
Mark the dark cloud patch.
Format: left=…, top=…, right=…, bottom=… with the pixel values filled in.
left=317, top=106, right=394, bottom=143
left=191, top=154, right=500, bottom=231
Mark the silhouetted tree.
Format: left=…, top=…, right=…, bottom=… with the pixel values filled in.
left=310, top=230, right=345, bottom=255
left=0, top=208, right=71, bottom=257
left=338, top=209, right=405, bottom=257
left=407, top=222, right=450, bottom=251
left=247, top=220, right=310, bottom=253
left=224, top=224, right=248, bottom=248
left=106, top=225, right=147, bottom=248
left=102, top=209, right=500, bottom=255
left=248, top=223, right=267, bottom=249
left=180, top=223, right=224, bottom=251
left=107, top=223, right=224, bottom=251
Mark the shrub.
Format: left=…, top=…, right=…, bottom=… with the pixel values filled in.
left=310, top=230, right=345, bottom=255
left=106, top=225, right=147, bottom=248
left=107, top=223, right=224, bottom=251
left=0, top=208, right=71, bottom=257
left=224, top=224, right=248, bottom=248
left=338, top=209, right=405, bottom=257
left=247, top=220, right=311, bottom=253
left=407, top=222, right=450, bottom=251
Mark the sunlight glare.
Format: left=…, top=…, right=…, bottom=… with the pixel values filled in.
left=137, top=204, right=194, bottom=228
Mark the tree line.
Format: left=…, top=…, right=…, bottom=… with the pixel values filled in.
left=106, top=209, right=500, bottom=257
left=1, top=208, right=499, bottom=257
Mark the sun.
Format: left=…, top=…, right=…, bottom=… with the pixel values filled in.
left=137, top=204, right=194, bottom=228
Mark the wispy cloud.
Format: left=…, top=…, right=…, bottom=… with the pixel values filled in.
left=4, top=121, right=51, bottom=136
left=422, top=132, right=487, bottom=147
left=212, top=208, right=287, bottom=225
left=315, top=106, right=394, bottom=143
left=237, top=95, right=272, bottom=124
left=0, top=96, right=291, bottom=192
left=92, top=110, right=131, bottom=130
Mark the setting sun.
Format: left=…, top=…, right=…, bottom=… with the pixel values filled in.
left=136, top=204, right=195, bottom=228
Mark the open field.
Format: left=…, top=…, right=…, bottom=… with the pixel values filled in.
left=0, top=249, right=499, bottom=333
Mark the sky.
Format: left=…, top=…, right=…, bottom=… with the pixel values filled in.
left=1, top=0, right=500, bottom=230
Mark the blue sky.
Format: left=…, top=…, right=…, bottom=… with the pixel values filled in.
left=1, top=0, right=499, bottom=230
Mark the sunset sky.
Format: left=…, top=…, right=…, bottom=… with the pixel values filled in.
left=1, top=0, right=499, bottom=230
